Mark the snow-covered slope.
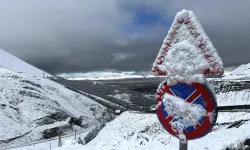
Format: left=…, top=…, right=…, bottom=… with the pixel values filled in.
left=0, top=49, right=51, bottom=78
left=55, top=111, right=250, bottom=150
left=0, top=68, right=112, bottom=147
left=206, top=64, right=250, bottom=106
left=216, top=90, right=250, bottom=106
left=55, top=78, right=155, bottom=111
left=224, top=63, right=250, bottom=79
left=211, top=80, right=250, bottom=106
left=223, top=66, right=238, bottom=76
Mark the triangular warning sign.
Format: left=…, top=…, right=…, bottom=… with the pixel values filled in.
left=152, top=9, right=224, bottom=76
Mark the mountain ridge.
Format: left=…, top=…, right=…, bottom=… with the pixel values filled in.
left=0, top=49, right=51, bottom=78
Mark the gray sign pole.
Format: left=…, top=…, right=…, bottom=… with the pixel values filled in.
left=180, top=140, right=188, bottom=150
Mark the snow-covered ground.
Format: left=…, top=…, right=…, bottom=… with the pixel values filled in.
left=0, top=49, right=51, bottom=78
left=108, top=92, right=132, bottom=104
left=3, top=130, right=90, bottom=150
left=223, top=66, right=238, bottom=76
left=216, top=89, right=250, bottom=106
left=53, top=111, right=250, bottom=150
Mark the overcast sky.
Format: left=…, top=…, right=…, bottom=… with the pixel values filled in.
left=0, top=0, right=250, bottom=74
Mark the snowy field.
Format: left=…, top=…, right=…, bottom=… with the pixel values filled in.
left=2, top=131, right=89, bottom=150
left=50, top=111, right=250, bottom=150
left=4, top=111, right=250, bottom=150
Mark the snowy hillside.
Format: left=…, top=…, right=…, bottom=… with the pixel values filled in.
left=0, top=49, right=51, bottom=78
left=216, top=89, right=250, bottom=106
left=55, top=111, right=250, bottom=150
left=0, top=68, right=112, bottom=147
left=209, top=79, right=250, bottom=106
left=224, top=63, right=250, bottom=79
left=55, top=78, right=155, bottom=111
left=223, top=66, right=238, bottom=76
left=207, top=64, right=250, bottom=106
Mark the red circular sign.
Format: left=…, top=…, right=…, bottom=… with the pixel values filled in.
left=156, top=81, right=217, bottom=140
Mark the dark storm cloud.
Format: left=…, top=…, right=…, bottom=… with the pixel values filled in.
left=164, top=0, right=250, bottom=66
left=0, top=0, right=250, bottom=74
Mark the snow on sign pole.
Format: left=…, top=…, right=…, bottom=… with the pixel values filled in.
left=153, top=9, right=223, bottom=150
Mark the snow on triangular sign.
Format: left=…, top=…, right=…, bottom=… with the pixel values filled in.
left=152, top=9, right=224, bottom=76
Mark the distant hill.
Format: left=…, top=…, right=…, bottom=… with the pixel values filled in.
left=223, top=64, right=250, bottom=79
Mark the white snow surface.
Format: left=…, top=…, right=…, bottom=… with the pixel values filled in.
left=216, top=89, right=250, bottom=106
left=153, top=9, right=223, bottom=75
left=0, top=49, right=51, bottom=78
left=162, top=93, right=206, bottom=139
left=222, top=66, right=238, bottom=76
left=224, top=63, right=250, bottom=79
left=159, top=40, right=210, bottom=85
left=108, top=93, right=132, bottom=104
left=0, top=68, right=107, bottom=145
left=54, top=111, right=250, bottom=150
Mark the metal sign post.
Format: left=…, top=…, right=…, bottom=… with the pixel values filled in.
left=180, top=140, right=188, bottom=150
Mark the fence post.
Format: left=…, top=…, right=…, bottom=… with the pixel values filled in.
left=26, top=135, right=29, bottom=145
left=50, top=143, right=52, bottom=150
left=58, top=135, right=62, bottom=147
left=75, top=130, right=77, bottom=140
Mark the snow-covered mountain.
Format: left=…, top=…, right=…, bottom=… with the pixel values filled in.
left=207, top=64, right=250, bottom=106
left=209, top=79, right=250, bottom=106
left=223, top=66, right=238, bottom=76
left=57, top=71, right=156, bottom=80
left=0, top=49, right=51, bottom=78
left=223, top=63, right=250, bottom=80
left=0, top=68, right=113, bottom=147
left=57, top=66, right=236, bottom=81
left=0, top=49, right=155, bottom=148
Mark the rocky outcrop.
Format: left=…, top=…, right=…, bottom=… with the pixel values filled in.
left=209, top=80, right=250, bottom=94
left=208, top=79, right=250, bottom=106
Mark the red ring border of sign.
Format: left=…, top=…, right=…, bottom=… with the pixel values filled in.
left=156, top=81, right=218, bottom=140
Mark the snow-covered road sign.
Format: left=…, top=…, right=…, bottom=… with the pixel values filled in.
left=156, top=81, right=217, bottom=140
left=152, top=9, right=223, bottom=76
